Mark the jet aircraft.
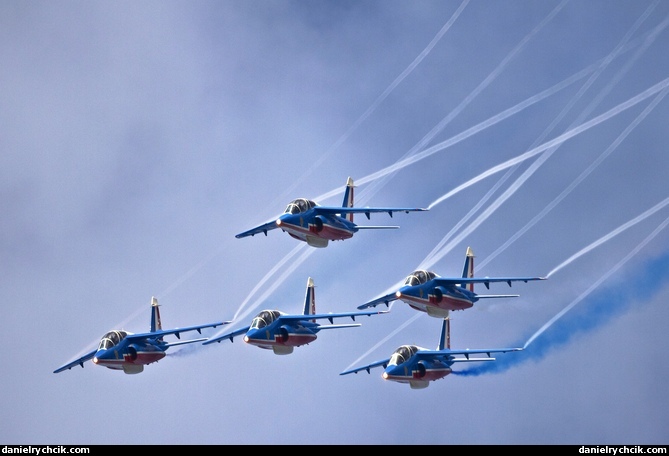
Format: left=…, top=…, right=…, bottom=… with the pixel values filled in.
left=357, top=246, right=546, bottom=318
left=235, top=176, right=428, bottom=248
left=54, top=297, right=230, bottom=374
left=340, top=314, right=522, bottom=389
left=203, top=277, right=388, bottom=355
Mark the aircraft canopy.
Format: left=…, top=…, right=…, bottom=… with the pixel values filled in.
left=389, top=345, right=419, bottom=366
left=404, top=270, right=438, bottom=286
left=284, top=198, right=317, bottom=215
left=98, top=330, right=128, bottom=350
left=250, top=310, right=282, bottom=329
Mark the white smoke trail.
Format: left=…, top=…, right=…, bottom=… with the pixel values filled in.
left=480, top=85, right=669, bottom=270
left=424, top=75, right=669, bottom=212
left=360, top=0, right=568, bottom=204
left=342, top=308, right=421, bottom=372
left=525, top=213, right=669, bottom=348
left=547, top=196, right=669, bottom=278
left=266, top=0, right=470, bottom=211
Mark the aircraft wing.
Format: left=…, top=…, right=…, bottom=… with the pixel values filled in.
left=416, top=347, right=523, bottom=362
left=357, top=292, right=398, bottom=310
left=278, top=310, right=389, bottom=325
left=314, top=206, right=427, bottom=218
left=434, top=276, right=546, bottom=289
left=53, top=348, right=97, bottom=374
left=127, top=320, right=232, bottom=344
left=202, top=326, right=251, bottom=345
left=340, top=358, right=391, bottom=376
left=235, top=219, right=280, bottom=238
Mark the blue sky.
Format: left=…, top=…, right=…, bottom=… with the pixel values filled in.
left=2, top=0, right=669, bottom=445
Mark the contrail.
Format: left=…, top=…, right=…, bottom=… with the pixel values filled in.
left=454, top=213, right=669, bottom=377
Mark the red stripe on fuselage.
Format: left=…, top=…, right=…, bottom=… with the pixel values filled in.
left=401, top=294, right=473, bottom=311
left=246, top=333, right=317, bottom=348
left=280, top=222, right=354, bottom=241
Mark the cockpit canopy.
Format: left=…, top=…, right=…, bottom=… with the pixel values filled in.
left=403, top=270, right=438, bottom=286
left=250, top=310, right=283, bottom=329
left=98, top=330, right=128, bottom=350
left=389, top=345, right=419, bottom=366
left=284, top=198, right=317, bottom=215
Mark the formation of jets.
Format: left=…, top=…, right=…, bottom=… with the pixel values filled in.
left=55, top=176, right=545, bottom=387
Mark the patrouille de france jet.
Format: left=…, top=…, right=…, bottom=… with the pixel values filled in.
left=54, top=297, right=230, bottom=374
left=340, top=314, right=523, bottom=389
left=357, top=247, right=546, bottom=318
left=203, top=277, right=388, bottom=355
left=235, top=177, right=428, bottom=248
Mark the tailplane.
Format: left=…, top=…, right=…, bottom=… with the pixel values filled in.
left=341, top=177, right=355, bottom=222
left=302, top=277, right=317, bottom=322
left=461, top=246, right=475, bottom=292
left=150, top=296, right=162, bottom=332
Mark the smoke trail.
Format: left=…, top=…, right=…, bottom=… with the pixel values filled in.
left=476, top=11, right=669, bottom=270
left=480, top=84, right=669, bottom=271
left=207, top=243, right=313, bottom=340
left=232, top=243, right=308, bottom=320
left=547, top=195, right=669, bottom=277
left=453, top=215, right=669, bottom=377
left=425, top=76, right=669, bottom=212
left=313, top=21, right=668, bottom=206
left=413, top=76, right=669, bottom=272
left=341, top=307, right=419, bottom=372
left=360, top=0, right=568, bottom=204
left=266, top=0, right=469, bottom=211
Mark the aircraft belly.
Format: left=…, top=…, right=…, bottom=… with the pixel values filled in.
left=418, top=368, right=452, bottom=381
left=403, top=294, right=473, bottom=311
left=93, top=359, right=125, bottom=370
left=316, top=225, right=353, bottom=241
left=124, top=352, right=166, bottom=365
left=276, top=333, right=317, bottom=347
left=281, top=222, right=352, bottom=241
left=247, top=333, right=317, bottom=348
left=385, top=368, right=451, bottom=383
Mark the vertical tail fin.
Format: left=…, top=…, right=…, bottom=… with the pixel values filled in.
left=342, top=177, right=355, bottom=222
left=461, top=246, right=475, bottom=292
left=438, top=315, right=450, bottom=350
left=150, top=296, right=162, bottom=332
left=303, top=277, right=316, bottom=322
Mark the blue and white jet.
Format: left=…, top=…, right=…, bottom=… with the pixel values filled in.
left=235, top=177, right=428, bottom=248
left=54, top=297, right=230, bottom=374
left=357, top=246, right=546, bottom=318
left=203, top=277, right=388, bottom=355
left=340, top=314, right=522, bottom=389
